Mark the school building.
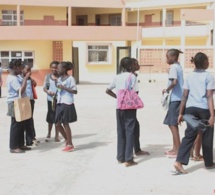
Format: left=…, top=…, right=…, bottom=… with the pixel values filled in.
left=0, top=0, right=215, bottom=85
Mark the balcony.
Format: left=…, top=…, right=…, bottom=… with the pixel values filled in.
left=0, top=26, right=141, bottom=41
left=142, top=25, right=210, bottom=38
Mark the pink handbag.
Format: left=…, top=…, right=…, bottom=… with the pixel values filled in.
left=117, top=74, right=144, bottom=110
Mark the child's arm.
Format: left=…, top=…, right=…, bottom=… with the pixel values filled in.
left=106, top=88, right=116, bottom=99
left=20, top=72, right=31, bottom=94
left=207, top=89, right=214, bottom=126
left=178, top=89, right=189, bottom=124
left=163, top=78, right=177, bottom=94
left=31, top=78, right=37, bottom=87
left=57, top=84, right=77, bottom=94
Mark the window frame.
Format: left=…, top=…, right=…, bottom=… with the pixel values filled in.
left=2, top=10, right=24, bottom=26
left=0, top=51, right=34, bottom=69
left=87, top=43, right=112, bottom=65
left=109, top=14, right=121, bottom=26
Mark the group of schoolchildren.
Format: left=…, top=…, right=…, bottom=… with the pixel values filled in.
left=106, top=50, right=215, bottom=173
left=5, top=49, right=215, bottom=173
left=6, top=60, right=77, bottom=153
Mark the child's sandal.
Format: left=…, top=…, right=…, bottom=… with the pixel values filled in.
left=192, top=155, right=204, bottom=161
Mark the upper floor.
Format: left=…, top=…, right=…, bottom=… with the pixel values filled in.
left=0, top=0, right=214, bottom=41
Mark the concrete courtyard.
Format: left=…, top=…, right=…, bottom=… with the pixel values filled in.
left=0, top=77, right=215, bottom=195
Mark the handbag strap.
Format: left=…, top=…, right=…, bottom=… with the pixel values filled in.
left=18, top=88, right=21, bottom=98
left=126, top=73, right=135, bottom=90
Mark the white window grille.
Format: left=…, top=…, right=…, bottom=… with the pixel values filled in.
left=0, top=51, right=34, bottom=69
left=88, top=45, right=110, bottom=63
left=166, top=11, right=173, bottom=26
left=2, top=10, right=24, bottom=26
left=110, top=15, right=121, bottom=26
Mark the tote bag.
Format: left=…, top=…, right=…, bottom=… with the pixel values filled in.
left=14, top=90, right=32, bottom=122
left=117, top=74, right=144, bottom=110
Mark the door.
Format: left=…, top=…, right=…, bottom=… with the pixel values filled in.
left=76, top=15, right=88, bottom=25
left=116, top=47, right=131, bottom=74
left=145, top=15, right=152, bottom=26
left=72, top=47, right=79, bottom=84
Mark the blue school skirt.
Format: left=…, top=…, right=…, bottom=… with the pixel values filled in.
left=163, top=101, right=180, bottom=126
left=55, top=103, right=77, bottom=124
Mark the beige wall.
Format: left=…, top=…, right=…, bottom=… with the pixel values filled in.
left=0, top=0, right=123, bottom=8
left=23, top=6, right=67, bottom=20
left=0, top=40, right=53, bottom=69
left=63, top=40, right=72, bottom=61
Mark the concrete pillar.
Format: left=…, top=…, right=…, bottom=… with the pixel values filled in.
left=17, top=4, right=20, bottom=26
left=121, top=7, right=126, bottom=26
left=162, top=8, right=166, bottom=46
left=180, top=19, right=186, bottom=69
left=68, top=7, right=71, bottom=26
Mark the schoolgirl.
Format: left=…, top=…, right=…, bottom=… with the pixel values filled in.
left=106, top=57, right=138, bottom=167
left=20, top=64, right=39, bottom=147
left=55, top=61, right=77, bottom=152
left=174, top=52, right=215, bottom=173
left=43, top=61, right=66, bottom=142
left=163, top=49, right=184, bottom=158
left=131, top=58, right=149, bottom=156
left=6, top=59, right=31, bottom=153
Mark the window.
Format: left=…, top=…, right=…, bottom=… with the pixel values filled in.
left=88, top=45, right=110, bottom=63
left=109, top=15, right=121, bottom=26
left=0, top=51, right=34, bottom=69
left=2, top=10, right=24, bottom=26
left=166, top=11, right=173, bottom=26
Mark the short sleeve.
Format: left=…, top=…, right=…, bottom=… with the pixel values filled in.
left=43, top=75, right=48, bottom=88
left=169, top=65, right=177, bottom=80
left=206, top=73, right=215, bottom=90
left=69, top=76, right=77, bottom=90
left=11, top=77, right=21, bottom=91
left=108, top=76, right=116, bottom=90
left=130, top=74, right=137, bottom=91
left=183, top=77, right=189, bottom=90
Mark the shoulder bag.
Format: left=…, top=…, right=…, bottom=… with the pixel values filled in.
left=117, top=73, right=144, bottom=110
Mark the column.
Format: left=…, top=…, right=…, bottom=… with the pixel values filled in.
left=17, top=4, right=20, bottom=26
left=68, top=6, right=71, bottom=26
left=162, top=8, right=166, bottom=46
left=121, top=7, right=126, bottom=26
left=180, top=19, right=186, bottom=69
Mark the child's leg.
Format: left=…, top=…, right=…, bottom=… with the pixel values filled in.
left=47, top=123, right=53, bottom=138
left=63, top=123, right=72, bottom=146
left=134, top=119, right=141, bottom=153
left=10, top=118, right=25, bottom=153
left=169, top=125, right=180, bottom=154
left=194, top=132, right=202, bottom=156
left=56, top=124, right=67, bottom=141
left=25, top=118, right=34, bottom=145
left=10, top=117, right=20, bottom=149
left=18, top=121, right=25, bottom=148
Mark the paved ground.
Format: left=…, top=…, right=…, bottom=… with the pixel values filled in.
left=0, top=79, right=215, bottom=195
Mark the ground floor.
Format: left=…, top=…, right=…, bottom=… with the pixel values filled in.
left=1, top=39, right=215, bottom=86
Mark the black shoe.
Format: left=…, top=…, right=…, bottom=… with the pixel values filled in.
left=206, top=163, right=215, bottom=169
left=19, top=146, right=31, bottom=151
left=10, top=149, right=25, bottom=153
left=125, top=160, right=138, bottom=167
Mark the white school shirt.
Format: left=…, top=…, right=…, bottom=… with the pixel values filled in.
left=107, top=72, right=137, bottom=108
left=56, top=76, right=77, bottom=105
left=184, top=70, right=215, bottom=109
left=6, top=75, right=21, bottom=103
left=167, top=63, right=183, bottom=102
left=18, top=75, right=33, bottom=99
left=43, top=74, right=58, bottom=102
